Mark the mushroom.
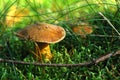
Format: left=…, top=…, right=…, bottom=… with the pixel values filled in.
left=72, top=24, right=93, bottom=38
left=15, top=23, right=66, bottom=62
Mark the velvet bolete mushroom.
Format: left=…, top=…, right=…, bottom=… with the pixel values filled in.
left=15, top=23, right=66, bottom=62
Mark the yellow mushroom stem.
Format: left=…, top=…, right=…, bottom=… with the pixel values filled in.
left=35, top=42, right=52, bottom=62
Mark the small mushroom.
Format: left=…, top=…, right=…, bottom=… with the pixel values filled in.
left=15, top=23, right=66, bottom=62
left=72, top=24, right=93, bottom=38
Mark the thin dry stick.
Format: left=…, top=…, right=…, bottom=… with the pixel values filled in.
left=79, top=34, right=119, bottom=38
left=0, top=50, right=120, bottom=67
left=99, top=12, right=120, bottom=36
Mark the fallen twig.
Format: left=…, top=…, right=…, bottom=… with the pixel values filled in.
left=0, top=50, right=120, bottom=67
left=80, top=34, right=119, bottom=38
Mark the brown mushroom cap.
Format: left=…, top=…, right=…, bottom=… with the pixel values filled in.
left=72, top=25, right=93, bottom=35
left=15, top=23, right=66, bottom=43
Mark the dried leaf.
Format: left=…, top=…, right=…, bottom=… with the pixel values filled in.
left=5, top=6, right=29, bottom=26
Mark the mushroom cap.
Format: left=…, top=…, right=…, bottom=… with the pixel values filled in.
left=72, top=25, right=93, bottom=35
left=15, top=23, right=66, bottom=43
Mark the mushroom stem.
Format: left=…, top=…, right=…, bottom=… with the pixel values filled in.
left=35, top=42, right=52, bottom=62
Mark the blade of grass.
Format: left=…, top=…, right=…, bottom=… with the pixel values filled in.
left=99, top=12, right=120, bottom=36
left=5, top=41, right=17, bottom=77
